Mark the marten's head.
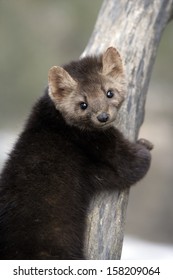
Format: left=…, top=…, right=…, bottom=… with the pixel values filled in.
left=48, top=47, right=126, bottom=130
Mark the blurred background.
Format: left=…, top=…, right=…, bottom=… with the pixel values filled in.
left=0, top=0, right=172, bottom=259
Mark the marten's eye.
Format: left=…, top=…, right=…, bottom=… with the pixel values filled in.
left=80, top=102, right=88, bottom=110
left=106, top=90, right=114, bottom=98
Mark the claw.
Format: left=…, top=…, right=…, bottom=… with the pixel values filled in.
left=137, top=138, right=154, bottom=151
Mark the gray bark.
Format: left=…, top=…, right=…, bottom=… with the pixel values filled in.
left=82, top=0, right=173, bottom=259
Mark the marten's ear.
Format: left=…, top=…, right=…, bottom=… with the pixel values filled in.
left=102, top=47, right=124, bottom=76
left=48, top=66, right=77, bottom=98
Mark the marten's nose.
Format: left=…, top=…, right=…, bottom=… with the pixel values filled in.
left=97, top=112, right=109, bottom=123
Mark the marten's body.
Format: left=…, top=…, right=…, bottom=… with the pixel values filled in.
left=0, top=47, right=152, bottom=259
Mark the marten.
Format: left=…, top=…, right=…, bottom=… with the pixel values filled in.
left=0, top=47, right=153, bottom=259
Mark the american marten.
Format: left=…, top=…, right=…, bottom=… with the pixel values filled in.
left=0, top=47, right=153, bottom=259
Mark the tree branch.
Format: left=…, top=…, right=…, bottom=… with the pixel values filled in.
left=82, top=0, right=173, bottom=259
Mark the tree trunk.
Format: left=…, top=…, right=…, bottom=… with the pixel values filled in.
left=83, top=0, right=173, bottom=260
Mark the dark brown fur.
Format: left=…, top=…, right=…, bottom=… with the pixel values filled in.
left=0, top=47, right=152, bottom=259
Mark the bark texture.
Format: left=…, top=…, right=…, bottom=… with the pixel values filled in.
left=82, top=0, right=173, bottom=259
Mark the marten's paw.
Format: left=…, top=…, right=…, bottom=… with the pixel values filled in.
left=137, top=138, right=154, bottom=151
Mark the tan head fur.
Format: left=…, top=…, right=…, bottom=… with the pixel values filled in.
left=48, top=47, right=126, bottom=130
